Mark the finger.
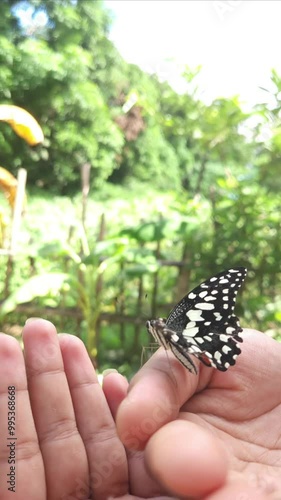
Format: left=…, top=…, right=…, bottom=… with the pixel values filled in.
left=101, top=373, right=162, bottom=497
left=0, top=333, right=45, bottom=500
left=206, top=483, right=271, bottom=500
left=145, top=420, right=227, bottom=498
left=58, top=334, right=128, bottom=500
left=102, top=371, right=129, bottom=419
left=116, top=348, right=212, bottom=450
left=113, top=497, right=175, bottom=500
left=103, top=375, right=163, bottom=498
left=22, top=319, right=89, bottom=500
left=183, top=329, right=281, bottom=419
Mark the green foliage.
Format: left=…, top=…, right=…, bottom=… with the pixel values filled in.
left=0, top=0, right=281, bottom=374
left=0, top=272, right=68, bottom=314
left=1, top=178, right=280, bottom=365
left=253, top=69, right=281, bottom=192
left=0, top=0, right=257, bottom=194
left=0, top=0, right=125, bottom=192
left=116, top=124, right=180, bottom=189
left=158, top=78, right=253, bottom=195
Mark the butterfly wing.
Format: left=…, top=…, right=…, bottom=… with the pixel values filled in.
left=165, top=267, right=247, bottom=371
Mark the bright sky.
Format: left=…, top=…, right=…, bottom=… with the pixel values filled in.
left=104, top=0, right=281, bottom=108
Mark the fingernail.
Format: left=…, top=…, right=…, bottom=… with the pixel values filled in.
left=102, top=369, right=118, bottom=377
left=25, top=317, right=42, bottom=324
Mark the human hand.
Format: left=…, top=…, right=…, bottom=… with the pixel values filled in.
left=115, top=329, right=281, bottom=499
left=2, top=321, right=280, bottom=499
left=0, top=319, right=129, bottom=500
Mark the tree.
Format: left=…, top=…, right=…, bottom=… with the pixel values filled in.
left=0, top=1, right=256, bottom=195
left=158, top=68, right=254, bottom=195
left=253, top=69, right=281, bottom=193
left=0, top=0, right=124, bottom=192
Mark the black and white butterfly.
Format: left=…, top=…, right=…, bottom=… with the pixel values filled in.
left=146, top=267, right=247, bottom=374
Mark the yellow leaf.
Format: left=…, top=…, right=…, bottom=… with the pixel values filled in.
left=0, top=105, right=44, bottom=145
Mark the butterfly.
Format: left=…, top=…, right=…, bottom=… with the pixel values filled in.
left=146, top=267, right=247, bottom=374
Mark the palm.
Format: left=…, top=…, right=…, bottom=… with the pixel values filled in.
left=182, top=366, right=281, bottom=490
left=2, top=321, right=280, bottom=499
left=116, top=329, right=281, bottom=498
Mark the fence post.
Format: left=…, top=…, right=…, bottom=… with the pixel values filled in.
left=4, top=168, right=27, bottom=297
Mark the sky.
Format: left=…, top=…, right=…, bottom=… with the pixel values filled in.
left=104, top=1, right=281, bottom=109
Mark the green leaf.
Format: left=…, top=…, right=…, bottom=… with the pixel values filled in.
left=0, top=273, right=68, bottom=316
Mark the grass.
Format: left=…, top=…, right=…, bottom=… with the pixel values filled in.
left=19, top=182, right=178, bottom=247
left=0, top=181, right=280, bottom=373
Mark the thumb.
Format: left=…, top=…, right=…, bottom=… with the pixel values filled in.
left=145, top=419, right=227, bottom=498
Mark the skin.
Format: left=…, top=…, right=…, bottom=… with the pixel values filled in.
left=0, top=319, right=280, bottom=499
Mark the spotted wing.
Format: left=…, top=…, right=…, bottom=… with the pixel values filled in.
left=166, top=267, right=247, bottom=371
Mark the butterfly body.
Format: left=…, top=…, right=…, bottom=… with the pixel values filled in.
left=146, top=267, right=247, bottom=374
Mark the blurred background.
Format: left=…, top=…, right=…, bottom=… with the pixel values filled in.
left=0, top=0, right=280, bottom=376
